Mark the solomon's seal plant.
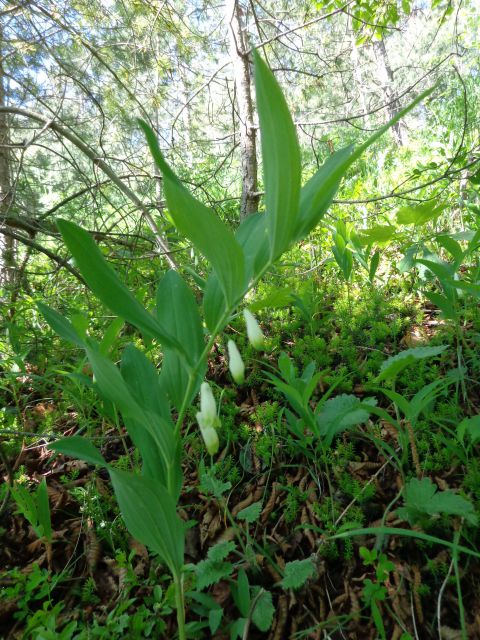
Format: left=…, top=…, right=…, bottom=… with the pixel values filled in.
left=38, top=51, right=434, bottom=638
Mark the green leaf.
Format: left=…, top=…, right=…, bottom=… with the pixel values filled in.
left=362, top=579, right=387, bottom=604
left=120, top=344, right=171, bottom=422
left=429, top=491, right=477, bottom=525
left=49, top=436, right=106, bottom=467
left=458, top=416, right=480, bottom=444
left=230, top=618, right=247, bottom=640
left=399, top=477, right=477, bottom=526
left=120, top=346, right=177, bottom=487
left=369, top=251, right=380, bottom=282
left=236, top=213, right=270, bottom=282
left=99, top=317, right=125, bottom=355
left=36, top=478, right=52, bottom=543
left=253, top=51, right=301, bottom=259
left=207, top=540, right=237, bottom=563
left=317, top=394, right=376, bottom=444
left=194, top=541, right=235, bottom=590
left=359, top=546, right=377, bottom=565
left=157, top=271, right=204, bottom=364
left=56, top=220, right=180, bottom=349
left=199, top=468, right=232, bottom=498
left=70, top=313, right=89, bottom=339
left=37, top=303, right=84, bottom=348
left=294, top=146, right=353, bottom=241
left=157, top=271, right=205, bottom=411
left=208, top=608, right=223, bottom=634
left=377, top=346, right=447, bottom=382
left=237, top=501, right=262, bottom=524
left=232, top=569, right=250, bottom=617
left=280, top=559, right=316, bottom=590
left=11, top=484, right=38, bottom=534
left=86, top=344, right=177, bottom=491
left=435, top=235, right=464, bottom=263
left=251, top=588, right=275, bottom=632
left=445, top=279, right=480, bottom=297
left=139, top=122, right=245, bottom=306
left=249, top=289, right=295, bottom=312
left=416, top=258, right=455, bottom=284
left=203, top=273, right=228, bottom=333
left=359, top=225, right=396, bottom=246
left=85, top=343, right=142, bottom=418
left=295, top=85, right=436, bottom=244
left=425, top=292, right=457, bottom=320
left=109, top=468, right=185, bottom=574
left=396, top=203, right=445, bottom=226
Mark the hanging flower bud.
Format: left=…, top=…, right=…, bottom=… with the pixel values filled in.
left=197, top=417, right=220, bottom=456
left=243, top=309, right=265, bottom=350
left=227, top=339, right=245, bottom=384
left=199, top=382, right=217, bottom=427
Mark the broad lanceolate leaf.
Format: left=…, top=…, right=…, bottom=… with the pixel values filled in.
left=294, top=85, right=436, bottom=242
left=317, top=394, right=376, bottom=445
left=236, top=212, right=270, bottom=284
left=120, top=346, right=178, bottom=485
left=85, top=343, right=143, bottom=418
left=120, top=344, right=171, bottom=423
left=294, top=147, right=353, bottom=242
left=157, top=271, right=204, bottom=364
left=254, top=51, right=301, bottom=260
left=157, top=271, right=206, bottom=411
left=109, top=468, right=185, bottom=574
left=139, top=122, right=245, bottom=306
left=377, top=345, right=447, bottom=382
left=37, top=303, right=85, bottom=348
left=49, top=436, right=107, bottom=467
left=56, top=219, right=182, bottom=350
left=85, top=343, right=178, bottom=492
left=203, top=274, right=228, bottom=333
left=231, top=569, right=250, bottom=618
left=203, top=214, right=269, bottom=332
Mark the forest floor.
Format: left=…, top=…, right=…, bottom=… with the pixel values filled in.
left=1, top=281, right=480, bottom=640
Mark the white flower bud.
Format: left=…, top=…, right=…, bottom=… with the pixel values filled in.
left=227, top=339, right=245, bottom=384
left=243, top=309, right=265, bottom=350
left=200, top=425, right=219, bottom=456
left=197, top=412, right=219, bottom=455
left=199, top=382, right=217, bottom=427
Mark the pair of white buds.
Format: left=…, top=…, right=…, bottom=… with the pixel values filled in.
left=197, top=310, right=265, bottom=455
left=227, top=309, right=264, bottom=384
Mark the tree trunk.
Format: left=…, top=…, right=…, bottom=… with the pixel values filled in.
left=0, top=23, right=14, bottom=288
left=225, top=0, right=259, bottom=220
left=374, top=37, right=404, bottom=146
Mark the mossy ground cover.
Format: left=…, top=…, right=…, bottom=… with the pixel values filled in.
left=1, top=272, right=479, bottom=639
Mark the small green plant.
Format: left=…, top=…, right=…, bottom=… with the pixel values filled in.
left=10, top=477, right=52, bottom=561
left=265, top=352, right=376, bottom=450
left=360, top=546, right=395, bottom=640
